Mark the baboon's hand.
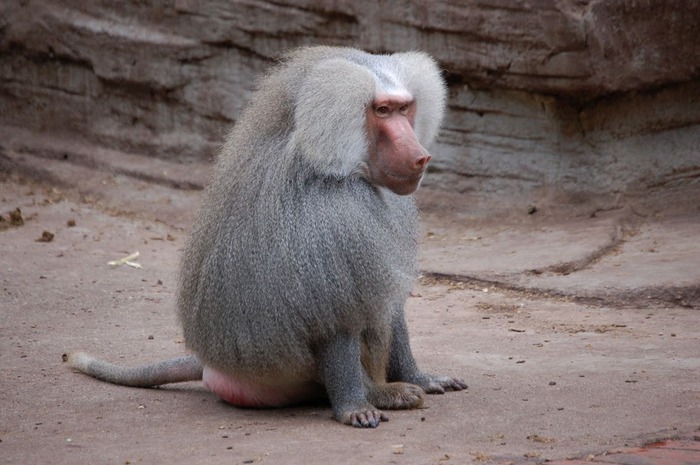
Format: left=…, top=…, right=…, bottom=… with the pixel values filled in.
left=338, top=405, right=389, bottom=428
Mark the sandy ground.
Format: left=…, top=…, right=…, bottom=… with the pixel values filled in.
left=1, top=155, right=698, bottom=464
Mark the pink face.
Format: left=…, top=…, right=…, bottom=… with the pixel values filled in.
left=366, top=95, right=432, bottom=196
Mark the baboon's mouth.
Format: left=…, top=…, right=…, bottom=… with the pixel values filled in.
left=382, top=169, right=424, bottom=183
left=378, top=169, right=425, bottom=196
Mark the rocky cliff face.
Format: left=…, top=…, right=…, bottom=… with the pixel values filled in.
left=1, top=0, right=698, bottom=211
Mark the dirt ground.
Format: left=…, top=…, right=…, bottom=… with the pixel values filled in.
left=1, top=156, right=698, bottom=465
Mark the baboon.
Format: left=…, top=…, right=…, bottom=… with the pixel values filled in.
left=66, top=46, right=466, bottom=428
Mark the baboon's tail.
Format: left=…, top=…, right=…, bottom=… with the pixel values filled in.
left=64, top=352, right=203, bottom=387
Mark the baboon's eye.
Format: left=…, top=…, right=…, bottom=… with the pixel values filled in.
left=375, top=106, right=391, bottom=116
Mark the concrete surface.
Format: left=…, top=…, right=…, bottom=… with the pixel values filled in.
left=1, top=155, right=699, bottom=464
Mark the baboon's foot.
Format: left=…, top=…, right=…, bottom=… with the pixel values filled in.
left=369, top=382, right=425, bottom=410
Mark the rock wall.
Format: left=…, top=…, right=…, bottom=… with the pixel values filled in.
left=1, top=0, right=699, bottom=210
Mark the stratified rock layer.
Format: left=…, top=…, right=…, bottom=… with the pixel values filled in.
left=1, top=0, right=698, bottom=210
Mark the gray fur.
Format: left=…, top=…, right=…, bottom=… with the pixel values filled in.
left=67, top=47, right=463, bottom=427
left=66, top=352, right=202, bottom=387
left=178, top=47, right=442, bottom=381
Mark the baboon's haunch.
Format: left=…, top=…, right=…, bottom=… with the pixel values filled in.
left=66, top=46, right=466, bottom=428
